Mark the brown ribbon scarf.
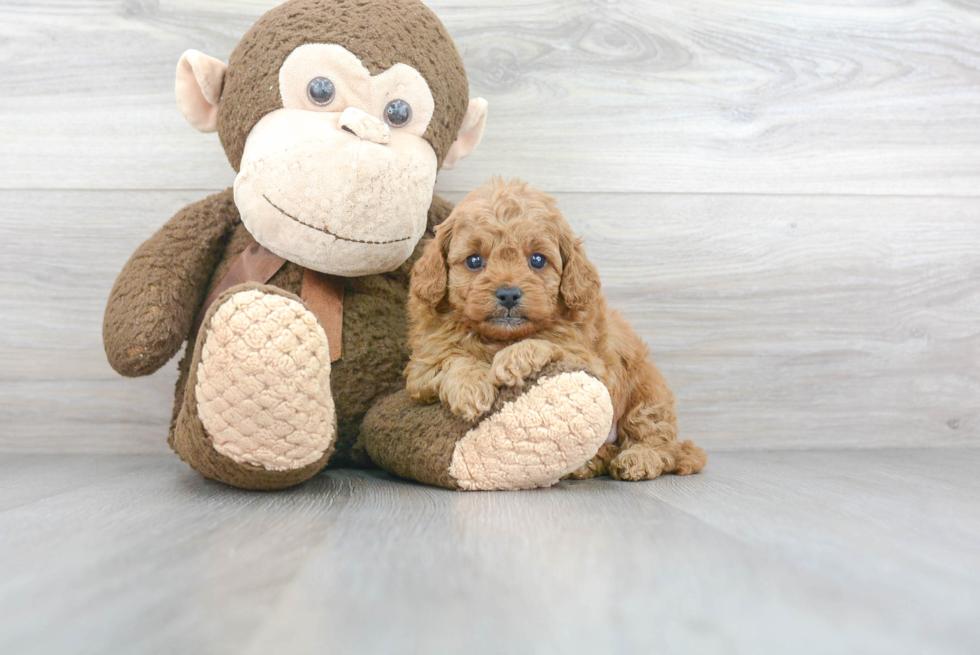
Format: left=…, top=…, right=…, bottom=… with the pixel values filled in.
left=192, top=243, right=345, bottom=362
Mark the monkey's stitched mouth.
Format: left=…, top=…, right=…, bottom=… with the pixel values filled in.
left=263, top=195, right=411, bottom=245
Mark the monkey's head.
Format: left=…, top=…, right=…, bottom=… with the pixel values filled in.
left=174, top=0, right=487, bottom=277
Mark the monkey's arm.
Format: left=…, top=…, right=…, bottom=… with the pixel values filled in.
left=103, top=189, right=239, bottom=377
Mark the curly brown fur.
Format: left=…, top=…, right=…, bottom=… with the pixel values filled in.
left=407, top=179, right=706, bottom=480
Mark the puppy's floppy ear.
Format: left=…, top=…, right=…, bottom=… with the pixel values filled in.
left=559, top=232, right=601, bottom=311
left=411, top=217, right=454, bottom=306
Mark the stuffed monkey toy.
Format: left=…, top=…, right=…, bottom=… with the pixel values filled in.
left=103, top=0, right=614, bottom=491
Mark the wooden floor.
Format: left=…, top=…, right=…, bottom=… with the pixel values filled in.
left=1, top=450, right=977, bottom=654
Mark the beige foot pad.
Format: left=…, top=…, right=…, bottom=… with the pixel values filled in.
left=449, top=371, right=614, bottom=490
left=195, top=289, right=336, bottom=471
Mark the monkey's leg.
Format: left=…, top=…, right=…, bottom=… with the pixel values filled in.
left=361, top=363, right=613, bottom=490
left=170, top=283, right=336, bottom=490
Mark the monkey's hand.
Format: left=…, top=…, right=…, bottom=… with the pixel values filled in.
left=103, top=190, right=239, bottom=377
left=489, top=339, right=563, bottom=388
left=439, top=356, right=497, bottom=421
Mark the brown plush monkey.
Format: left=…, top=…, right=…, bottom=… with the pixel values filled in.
left=104, top=0, right=615, bottom=491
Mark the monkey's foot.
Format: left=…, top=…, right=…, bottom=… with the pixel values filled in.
left=362, top=363, right=613, bottom=491
left=449, top=370, right=613, bottom=490
left=195, top=288, right=336, bottom=472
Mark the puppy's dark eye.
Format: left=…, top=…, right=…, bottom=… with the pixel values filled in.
left=529, top=253, right=547, bottom=270
left=384, top=99, right=412, bottom=127
left=307, top=77, right=336, bottom=106
left=465, top=255, right=484, bottom=271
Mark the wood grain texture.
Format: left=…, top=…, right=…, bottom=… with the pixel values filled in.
left=0, top=451, right=977, bottom=654
left=0, top=1, right=978, bottom=194
left=0, top=1, right=977, bottom=454
left=2, top=189, right=977, bottom=453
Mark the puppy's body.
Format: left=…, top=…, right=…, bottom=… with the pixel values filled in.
left=406, top=179, right=705, bottom=480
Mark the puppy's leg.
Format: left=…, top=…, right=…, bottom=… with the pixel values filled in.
left=565, top=443, right=619, bottom=480
left=610, top=435, right=707, bottom=480
left=489, top=339, right=563, bottom=388
left=405, top=357, right=446, bottom=404
left=439, top=356, right=497, bottom=421
left=609, top=369, right=706, bottom=481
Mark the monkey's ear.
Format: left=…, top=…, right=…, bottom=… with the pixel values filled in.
left=410, top=218, right=455, bottom=306
left=175, top=50, right=228, bottom=133
left=441, top=98, right=489, bottom=171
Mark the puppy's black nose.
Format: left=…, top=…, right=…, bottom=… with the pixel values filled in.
left=495, top=287, right=523, bottom=310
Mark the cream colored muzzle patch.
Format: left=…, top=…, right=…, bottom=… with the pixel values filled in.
left=449, top=371, right=614, bottom=490
left=234, top=109, right=436, bottom=277
left=195, top=290, right=336, bottom=471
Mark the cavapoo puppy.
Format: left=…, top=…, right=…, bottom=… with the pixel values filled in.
left=405, top=179, right=706, bottom=481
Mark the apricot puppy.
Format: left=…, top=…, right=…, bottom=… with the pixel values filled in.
left=406, top=179, right=706, bottom=481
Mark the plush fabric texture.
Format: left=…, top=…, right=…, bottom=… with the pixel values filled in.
left=170, top=285, right=334, bottom=490
left=108, top=0, right=615, bottom=492
left=175, top=50, right=227, bottom=132
left=109, top=184, right=615, bottom=490
left=449, top=370, right=613, bottom=490
left=359, top=390, right=469, bottom=489
left=104, top=189, right=240, bottom=378
left=192, top=243, right=288, bottom=335
left=337, top=107, right=391, bottom=144
left=361, top=361, right=611, bottom=490
left=279, top=44, right=435, bottom=137
left=190, top=245, right=345, bottom=362
left=160, top=190, right=454, bottom=481
left=217, top=0, right=469, bottom=170
left=233, top=107, right=437, bottom=276
left=442, top=98, right=489, bottom=171
left=196, top=288, right=336, bottom=471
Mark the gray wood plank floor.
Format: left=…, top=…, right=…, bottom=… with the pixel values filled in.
left=0, top=450, right=977, bottom=655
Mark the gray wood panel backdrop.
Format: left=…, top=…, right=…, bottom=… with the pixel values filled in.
left=1, top=0, right=978, bottom=454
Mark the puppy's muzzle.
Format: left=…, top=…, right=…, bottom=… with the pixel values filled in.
left=495, top=286, right=523, bottom=310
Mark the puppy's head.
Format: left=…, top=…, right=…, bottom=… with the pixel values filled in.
left=411, top=178, right=600, bottom=341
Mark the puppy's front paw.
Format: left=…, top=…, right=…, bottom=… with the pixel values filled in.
left=490, top=339, right=559, bottom=388
left=442, top=377, right=498, bottom=421
left=609, top=445, right=667, bottom=481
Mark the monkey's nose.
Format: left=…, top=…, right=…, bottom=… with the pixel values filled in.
left=495, top=287, right=523, bottom=310
left=338, top=107, right=391, bottom=145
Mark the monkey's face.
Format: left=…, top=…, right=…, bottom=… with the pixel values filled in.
left=174, top=0, right=489, bottom=278
left=232, top=45, right=438, bottom=276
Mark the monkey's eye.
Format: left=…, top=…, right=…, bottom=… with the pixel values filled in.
left=384, top=99, right=412, bottom=127
left=529, top=253, right=547, bottom=270
left=307, top=77, right=336, bottom=106
left=465, top=255, right=484, bottom=271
